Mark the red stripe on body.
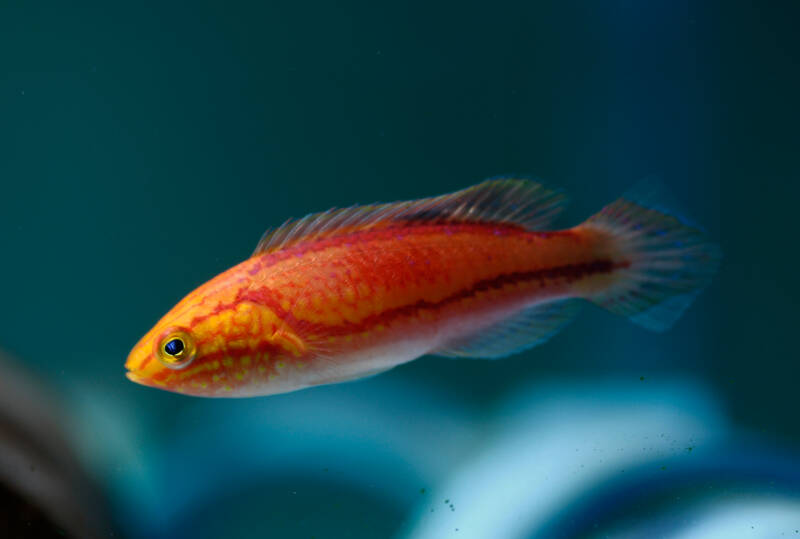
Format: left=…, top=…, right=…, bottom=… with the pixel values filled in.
left=191, top=258, right=623, bottom=347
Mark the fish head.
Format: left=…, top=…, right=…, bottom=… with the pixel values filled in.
left=125, top=290, right=221, bottom=396
left=126, top=265, right=301, bottom=397
left=125, top=319, right=204, bottom=395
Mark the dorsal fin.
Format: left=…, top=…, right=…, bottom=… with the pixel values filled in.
left=253, top=178, right=567, bottom=256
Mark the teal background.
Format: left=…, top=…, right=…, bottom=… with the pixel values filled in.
left=0, top=1, right=798, bottom=538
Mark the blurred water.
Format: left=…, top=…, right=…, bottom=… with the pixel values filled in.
left=403, top=379, right=726, bottom=538
left=1, top=1, right=798, bottom=538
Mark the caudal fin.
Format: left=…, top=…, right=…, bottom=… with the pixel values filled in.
left=584, top=179, right=721, bottom=332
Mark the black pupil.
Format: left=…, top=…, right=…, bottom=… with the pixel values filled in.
left=165, top=338, right=184, bottom=356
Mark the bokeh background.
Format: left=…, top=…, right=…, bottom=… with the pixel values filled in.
left=1, top=1, right=798, bottom=537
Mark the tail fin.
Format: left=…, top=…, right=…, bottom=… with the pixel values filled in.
left=585, top=179, right=721, bottom=332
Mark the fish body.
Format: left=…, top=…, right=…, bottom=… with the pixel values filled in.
left=126, top=179, right=719, bottom=397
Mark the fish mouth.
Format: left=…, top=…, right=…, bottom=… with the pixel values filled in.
left=124, top=351, right=159, bottom=387
left=125, top=369, right=166, bottom=392
left=125, top=370, right=143, bottom=383
left=125, top=338, right=158, bottom=387
left=125, top=369, right=152, bottom=387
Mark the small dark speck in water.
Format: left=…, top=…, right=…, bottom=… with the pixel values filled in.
left=639, top=376, right=645, bottom=381
left=419, top=488, right=426, bottom=494
left=686, top=446, right=694, bottom=452
left=660, top=466, right=667, bottom=471
left=444, top=499, right=450, bottom=504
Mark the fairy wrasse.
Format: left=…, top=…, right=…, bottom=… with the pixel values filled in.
left=126, top=179, right=720, bottom=397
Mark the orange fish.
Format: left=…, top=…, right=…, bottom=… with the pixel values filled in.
left=126, top=179, right=719, bottom=397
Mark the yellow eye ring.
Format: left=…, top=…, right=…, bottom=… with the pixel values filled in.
left=155, top=328, right=196, bottom=369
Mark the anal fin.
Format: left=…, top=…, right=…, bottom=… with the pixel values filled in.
left=433, top=299, right=582, bottom=359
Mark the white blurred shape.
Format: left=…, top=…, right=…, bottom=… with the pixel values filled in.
left=671, top=499, right=800, bottom=539
left=402, top=377, right=726, bottom=539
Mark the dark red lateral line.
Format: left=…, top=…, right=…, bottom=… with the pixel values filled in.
left=191, top=258, right=623, bottom=345
left=316, top=259, right=622, bottom=337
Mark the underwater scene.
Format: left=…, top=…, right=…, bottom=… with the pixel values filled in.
left=1, top=2, right=799, bottom=538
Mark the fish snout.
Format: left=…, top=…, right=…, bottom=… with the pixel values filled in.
left=125, top=338, right=160, bottom=386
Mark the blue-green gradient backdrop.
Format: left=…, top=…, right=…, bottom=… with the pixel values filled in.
left=1, top=1, right=798, bottom=538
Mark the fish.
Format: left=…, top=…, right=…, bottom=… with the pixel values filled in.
left=125, top=178, right=720, bottom=397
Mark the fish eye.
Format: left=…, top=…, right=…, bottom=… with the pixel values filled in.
left=155, top=328, right=196, bottom=369
left=164, top=338, right=184, bottom=356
